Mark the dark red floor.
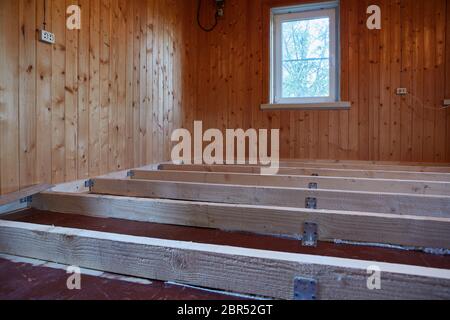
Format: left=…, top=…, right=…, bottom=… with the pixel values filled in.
left=0, top=257, right=240, bottom=300
left=1, top=208, right=449, bottom=299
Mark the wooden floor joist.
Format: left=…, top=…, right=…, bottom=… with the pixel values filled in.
left=0, top=220, right=449, bottom=300
left=33, top=192, right=450, bottom=249
left=158, top=164, right=450, bottom=182
left=130, top=170, right=450, bottom=196
left=89, top=178, right=450, bottom=218
left=272, top=161, right=450, bottom=173
left=277, top=159, right=450, bottom=168
left=0, top=184, right=53, bottom=207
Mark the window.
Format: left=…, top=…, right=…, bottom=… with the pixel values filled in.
left=271, top=1, right=339, bottom=105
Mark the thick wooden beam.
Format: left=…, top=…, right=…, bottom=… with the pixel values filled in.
left=274, top=160, right=450, bottom=173
left=278, top=159, right=450, bottom=167
left=131, top=170, right=450, bottom=196
left=158, top=164, right=450, bottom=182
left=0, top=220, right=449, bottom=300
left=0, top=184, right=53, bottom=206
left=33, top=192, right=450, bottom=249
left=90, top=178, right=450, bottom=218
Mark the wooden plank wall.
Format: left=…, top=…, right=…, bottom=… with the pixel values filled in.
left=0, top=0, right=186, bottom=194
left=183, top=0, right=450, bottom=162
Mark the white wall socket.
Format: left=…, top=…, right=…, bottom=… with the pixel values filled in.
left=396, top=88, right=408, bottom=96
left=39, top=30, right=55, bottom=45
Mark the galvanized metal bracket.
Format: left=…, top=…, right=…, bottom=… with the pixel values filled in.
left=308, top=182, right=318, bottom=189
left=19, top=195, right=33, bottom=204
left=85, top=179, right=95, bottom=191
left=294, top=277, right=318, bottom=300
left=305, top=197, right=317, bottom=209
left=127, top=170, right=135, bottom=178
left=302, top=222, right=318, bottom=247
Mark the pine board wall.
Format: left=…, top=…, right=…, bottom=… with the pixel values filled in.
left=1, top=0, right=450, bottom=195
left=183, top=0, right=450, bottom=162
left=0, top=0, right=186, bottom=194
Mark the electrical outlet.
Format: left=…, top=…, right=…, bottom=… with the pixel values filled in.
left=396, top=88, right=408, bottom=96
left=39, top=30, right=55, bottom=45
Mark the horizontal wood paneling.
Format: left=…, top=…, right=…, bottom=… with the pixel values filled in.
left=183, top=0, right=450, bottom=162
left=0, top=0, right=187, bottom=194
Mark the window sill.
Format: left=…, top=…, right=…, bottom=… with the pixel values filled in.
left=261, top=102, right=351, bottom=111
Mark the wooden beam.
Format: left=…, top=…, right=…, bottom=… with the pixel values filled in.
left=90, top=178, right=450, bottom=218
left=273, top=160, right=450, bottom=173
left=277, top=159, right=450, bottom=167
left=33, top=192, right=450, bottom=249
left=131, top=170, right=450, bottom=196
left=0, top=220, right=449, bottom=300
left=158, top=164, right=450, bottom=182
left=0, top=183, right=53, bottom=206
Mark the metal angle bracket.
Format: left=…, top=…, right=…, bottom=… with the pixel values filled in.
left=85, top=179, right=95, bottom=190
left=308, top=182, right=318, bottom=189
left=294, top=277, right=318, bottom=300
left=127, top=170, right=135, bottom=178
left=19, top=196, right=33, bottom=204
left=305, top=197, right=317, bottom=209
left=302, top=222, right=318, bottom=247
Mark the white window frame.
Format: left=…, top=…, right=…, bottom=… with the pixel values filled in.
left=271, top=2, right=339, bottom=105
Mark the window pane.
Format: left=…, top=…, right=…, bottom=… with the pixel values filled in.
left=281, top=17, right=330, bottom=98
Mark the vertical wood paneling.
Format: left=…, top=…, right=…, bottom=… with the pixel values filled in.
left=389, top=0, right=402, bottom=160
left=99, top=0, right=111, bottom=174
left=36, top=0, right=53, bottom=184
left=116, top=0, right=127, bottom=170
left=148, top=3, right=156, bottom=162
left=78, top=0, right=90, bottom=178
left=352, top=0, right=363, bottom=160
left=379, top=0, right=391, bottom=160
left=434, top=0, right=446, bottom=161
left=19, top=0, right=37, bottom=188
left=0, top=0, right=185, bottom=195
left=0, top=0, right=20, bottom=194
left=422, top=0, right=436, bottom=161
left=2, top=0, right=450, bottom=195
left=400, top=0, right=413, bottom=161
left=51, top=0, right=66, bottom=183
left=185, top=0, right=450, bottom=163
left=125, top=0, right=134, bottom=169
left=65, top=0, right=79, bottom=181
left=89, top=0, right=101, bottom=177
left=132, top=0, right=141, bottom=167
left=411, top=0, right=424, bottom=161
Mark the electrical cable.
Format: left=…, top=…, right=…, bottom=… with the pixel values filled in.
left=43, top=0, right=47, bottom=29
left=197, top=0, right=219, bottom=32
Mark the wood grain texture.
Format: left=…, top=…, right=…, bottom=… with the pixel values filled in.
left=2, top=0, right=450, bottom=195
left=0, top=184, right=53, bottom=207
left=0, top=0, right=187, bottom=195
left=183, top=0, right=450, bottom=163
left=90, top=178, right=450, bottom=218
left=130, top=169, right=450, bottom=196
left=33, top=192, right=450, bottom=249
left=159, top=163, right=450, bottom=182
left=1, top=219, right=449, bottom=299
